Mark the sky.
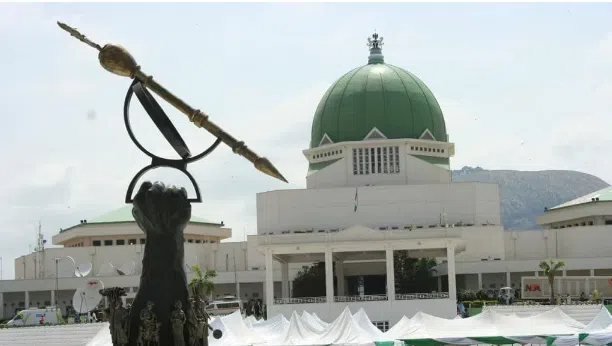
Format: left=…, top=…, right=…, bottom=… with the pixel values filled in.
left=0, top=2, right=611, bottom=280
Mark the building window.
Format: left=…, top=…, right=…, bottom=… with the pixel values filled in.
left=128, top=239, right=137, bottom=245
left=188, top=239, right=194, bottom=243
left=372, top=321, right=389, bottom=332
left=195, top=240, right=201, bottom=244
left=210, top=240, right=216, bottom=243
left=394, top=146, right=400, bottom=172
left=93, top=240, right=101, bottom=247
left=104, top=240, right=113, bottom=246
left=364, top=148, right=370, bottom=175
left=352, top=149, right=358, bottom=175
left=358, top=148, right=364, bottom=175
left=383, top=147, right=388, bottom=173
left=116, top=239, right=125, bottom=245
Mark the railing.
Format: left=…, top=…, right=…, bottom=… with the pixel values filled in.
left=334, top=294, right=388, bottom=302
left=274, top=297, right=327, bottom=304
left=273, top=292, right=449, bottom=304
left=396, top=292, right=449, bottom=300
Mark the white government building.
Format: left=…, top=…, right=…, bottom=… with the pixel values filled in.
left=1, top=34, right=612, bottom=325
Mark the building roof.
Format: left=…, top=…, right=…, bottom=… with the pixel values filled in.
left=60, top=206, right=222, bottom=233
left=551, top=185, right=612, bottom=210
left=309, top=34, right=447, bottom=148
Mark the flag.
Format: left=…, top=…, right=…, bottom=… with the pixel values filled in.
left=354, top=187, right=359, bottom=212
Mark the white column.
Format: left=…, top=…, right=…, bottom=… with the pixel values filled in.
left=590, top=269, right=595, bottom=277
left=264, top=249, right=274, bottom=317
left=51, top=290, right=55, bottom=308
left=437, top=276, right=442, bottom=292
left=534, top=271, right=539, bottom=277
left=336, top=260, right=345, bottom=297
left=25, top=291, right=30, bottom=308
left=447, top=245, right=457, bottom=301
left=325, top=248, right=334, bottom=303
left=386, top=247, right=395, bottom=301
left=477, top=273, right=483, bottom=290
left=281, top=262, right=289, bottom=299
left=0, top=292, right=4, bottom=319
left=506, top=272, right=511, bottom=287
left=562, top=270, right=567, bottom=277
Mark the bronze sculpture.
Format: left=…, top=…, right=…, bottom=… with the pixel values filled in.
left=56, top=22, right=287, bottom=185
left=56, top=22, right=242, bottom=346
left=100, top=287, right=129, bottom=345
left=170, top=301, right=186, bottom=346
left=138, top=301, right=160, bottom=346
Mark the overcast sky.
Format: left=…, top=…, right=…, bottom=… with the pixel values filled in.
left=0, top=3, right=611, bottom=279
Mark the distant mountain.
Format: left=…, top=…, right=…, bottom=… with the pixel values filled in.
left=451, top=166, right=610, bottom=230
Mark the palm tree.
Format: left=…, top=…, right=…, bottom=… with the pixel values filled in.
left=539, top=260, right=565, bottom=304
left=188, top=265, right=217, bottom=300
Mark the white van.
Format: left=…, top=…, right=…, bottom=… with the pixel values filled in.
left=206, top=296, right=243, bottom=316
left=6, top=306, right=61, bottom=326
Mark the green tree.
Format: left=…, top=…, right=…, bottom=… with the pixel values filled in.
left=292, top=261, right=329, bottom=298
left=291, top=252, right=438, bottom=297
left=539, top=259, right=565, bottom=304
left=394, top=251, right=438, bottom=293
left=188, top=265, right=217, bottom=300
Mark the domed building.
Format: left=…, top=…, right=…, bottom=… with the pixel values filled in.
left=304, top=33, right=455, bottom=189
left=6, top=34, right=612, bottom=333
left=255, top=34, right=503, bottom=324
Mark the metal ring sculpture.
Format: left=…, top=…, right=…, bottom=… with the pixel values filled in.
left=123, top=79, right=222, bottom=203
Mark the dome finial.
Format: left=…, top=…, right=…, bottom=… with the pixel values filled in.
left=367, top=32, right=384, bottom=64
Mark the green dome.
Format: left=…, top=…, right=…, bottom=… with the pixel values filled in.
left=310, top=36, right=447, bottom=148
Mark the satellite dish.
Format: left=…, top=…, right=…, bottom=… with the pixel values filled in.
left=118, top=260, right=136, bottom=276
left=72, top=279, right=104, bottom=313
left=57, top=256, right=76, bottom=278
left=75, top=263, right=93, bottom=277
left=97, top=262, right=116, bottom=277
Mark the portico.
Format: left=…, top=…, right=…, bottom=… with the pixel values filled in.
left=257, top=225, right=465, bottom=324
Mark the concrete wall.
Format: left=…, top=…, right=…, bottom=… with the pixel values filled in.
left=305, top=141, right=453, bottom=190
left=257, top=182, right=502, bottom=235
left=503, top=226, right=612, bottom=260
left=270, top=299, right=455, bottom=325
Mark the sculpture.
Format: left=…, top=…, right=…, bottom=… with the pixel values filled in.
left=124, top=183, right=190, bottom=345
left=100, top=287, right=128, bottom=345
left=56, top=22, right=251, bottom=346
left=138, top=301, right=160, bottom=346
left=170, top=301, right=186, bottom=346
left=114, top=300, right=130, bottom=346
left=186, top=299, right=199, bottom=346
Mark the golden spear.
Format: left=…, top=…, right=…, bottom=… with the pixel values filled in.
left=57, top=22, right=288, bottom=183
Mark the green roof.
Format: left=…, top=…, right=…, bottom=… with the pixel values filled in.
left=551, top=185, right=612, bottom=210
left=310, top=61, right=447, bottom=148
left=87, top=206, right=219, bottom=225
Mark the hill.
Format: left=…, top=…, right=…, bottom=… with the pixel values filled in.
left=451, top=166, right=610, bottom=230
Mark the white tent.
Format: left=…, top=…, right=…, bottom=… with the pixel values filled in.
left=387, top=307, right=585, bottom=345
left=547, top=307, right=612, bottom=346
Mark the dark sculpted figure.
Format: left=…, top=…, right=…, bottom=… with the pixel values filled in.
left=128, top=182, right=192, bottom=346
left=100, top=287, right=128, bottom=345
left=171, top=301, right=187, bottom=346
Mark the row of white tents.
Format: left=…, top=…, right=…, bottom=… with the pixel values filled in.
left=63, top=305, right=612, bottom=346
left=205, top=306, right=612, bottom=346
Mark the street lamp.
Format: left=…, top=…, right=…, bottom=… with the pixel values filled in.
left=54, top=257, right=61, bottom=307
